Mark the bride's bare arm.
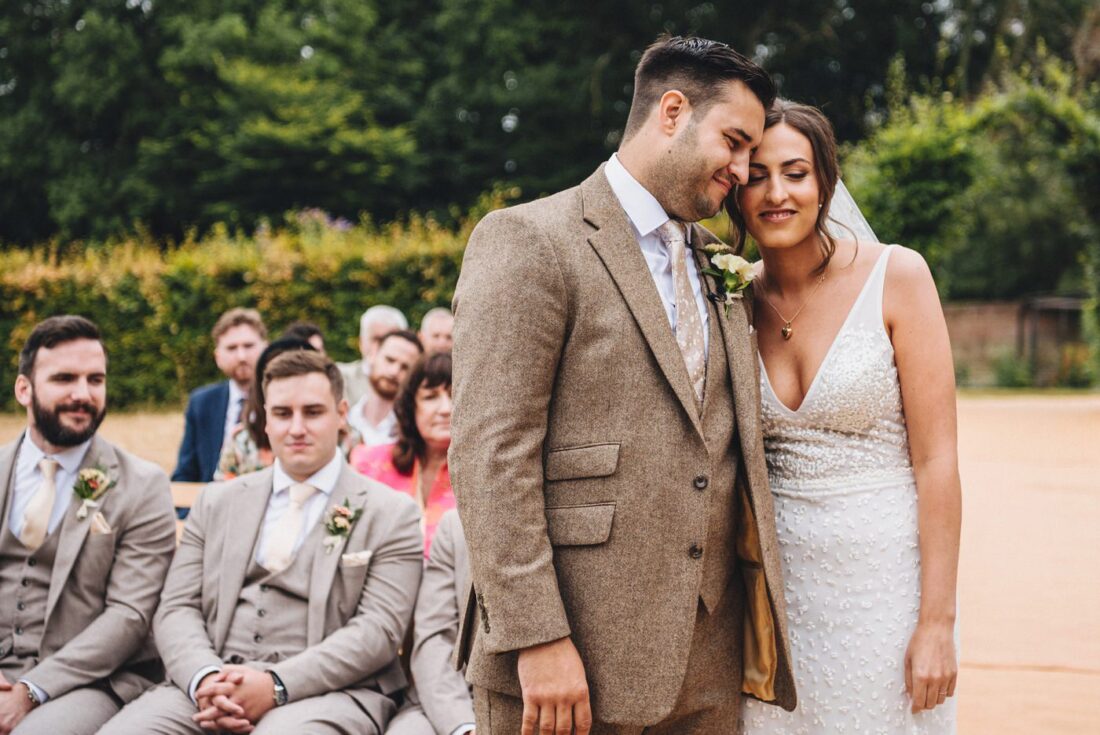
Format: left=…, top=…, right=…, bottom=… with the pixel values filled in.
left=884, top=245, right=962, bottom=713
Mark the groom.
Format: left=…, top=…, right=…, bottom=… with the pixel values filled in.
left=451, top=35, right=796, bottom=734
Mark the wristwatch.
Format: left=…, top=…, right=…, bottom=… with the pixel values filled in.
left=269, top=671, right=288, bottom=706
left=22, top=683, right=42, bottom=708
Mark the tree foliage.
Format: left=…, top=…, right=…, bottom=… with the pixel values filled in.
left=844, top=55, right=1100, bottom=300
left=1, top=1, right=1095, bottom=244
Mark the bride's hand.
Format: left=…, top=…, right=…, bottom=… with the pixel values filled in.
left=904, top=621, right=957, bottom=712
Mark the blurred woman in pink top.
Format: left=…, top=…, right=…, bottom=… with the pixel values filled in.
left=351, top=351, right=454, bottom=554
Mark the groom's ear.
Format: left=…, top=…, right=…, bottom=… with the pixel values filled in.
left=657, top=90, right=690, bottom=135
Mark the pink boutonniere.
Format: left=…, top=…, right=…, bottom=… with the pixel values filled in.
left=73, top=465, right=116, bottom=520
left=323, top=498, right=363, bottom=553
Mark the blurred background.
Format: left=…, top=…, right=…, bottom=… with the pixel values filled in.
left=0, top=3, right=1098, bottom=732
left=1, top=0, right=1099, bottom=397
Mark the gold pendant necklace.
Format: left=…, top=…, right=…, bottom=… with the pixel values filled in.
left=759, top=270, right=827, bottom=341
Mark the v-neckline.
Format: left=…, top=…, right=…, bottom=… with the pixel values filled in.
left=759, top=246, right=890, bottom=415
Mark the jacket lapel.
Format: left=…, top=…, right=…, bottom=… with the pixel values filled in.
left=582, top=166, right=704, bottom=438
left=306, top=464, right=367, bottom=645
left=690, top=229, right=770, bottom=516
left=0, top=435, right=20, bottom=530
left=212, top=468, right=272, bottom=649
left=45, top=435, right=117, bottom=624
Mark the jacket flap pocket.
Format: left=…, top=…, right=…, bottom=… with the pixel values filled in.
left=545, top=503, right=615, bottom=546
left=545, top=443, right=620, bottom=481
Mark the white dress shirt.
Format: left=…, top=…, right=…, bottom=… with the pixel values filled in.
left=604, top=153, right=710, bottom=354
left=347, top=394, right=398, bottom=449
left=188, top=450, right=343, bottom=701
left=222, top=380, right=247, bottom=448
left=254, top=451, right=342, bottom=567
left=9, top=432, right=91, bottom=538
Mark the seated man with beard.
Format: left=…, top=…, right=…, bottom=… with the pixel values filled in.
left=347, top=330, right=423, bottom=449
left=0, top=316, right=177, bottom=734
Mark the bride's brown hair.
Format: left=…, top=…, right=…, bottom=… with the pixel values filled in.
left=726, top=99, right=842, bottom=274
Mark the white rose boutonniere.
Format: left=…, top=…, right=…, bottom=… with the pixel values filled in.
left=323, top=499, right=363, bottom=553
left=73, top=466, right=116, bottom=520
left=701, top=244, right=757, bottom=317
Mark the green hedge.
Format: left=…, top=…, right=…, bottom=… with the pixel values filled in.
left=0, top=196, right=509, bottom=410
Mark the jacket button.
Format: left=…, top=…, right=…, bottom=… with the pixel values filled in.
left=257, top=609, right=266, bottom=618
left=16, top=602, right=25, bottom=611
left=20, top=579, right=28, bottom=587
left=229, top=655, right=244, bottom=664
left=259, top=584, right=269, bottom=592
left=689, top=544, right=703, bottom=559
left=27, top=559, right=37, bottom=567
left=253, top=634, right=263, bottom=643
left=14, top=627, right=23, bottom=635
left=693, top=475, right=708, bottom=490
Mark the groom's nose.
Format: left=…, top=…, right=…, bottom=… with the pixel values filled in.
left=727, top=153, right=750, bottom=186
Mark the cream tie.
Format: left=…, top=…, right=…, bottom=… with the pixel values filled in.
left=263, top=482, right=317, bottom=573
left=658, top=220, right=706, bottom=405
left=20, top=459, right=60, bottom=551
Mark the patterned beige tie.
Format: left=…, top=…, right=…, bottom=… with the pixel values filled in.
left=658, top=219, right=706, bottom=406
left=263, top=482, right=317, bottom=573
left=20, top=459, right=60, bottom=551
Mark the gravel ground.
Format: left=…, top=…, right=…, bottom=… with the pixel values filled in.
left=2, top=393, right=1098, bottom=733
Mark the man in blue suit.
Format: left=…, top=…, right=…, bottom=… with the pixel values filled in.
left=172, top=309, right=267, bottom=482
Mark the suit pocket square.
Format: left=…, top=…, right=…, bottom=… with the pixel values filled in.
left=89, top=512, right=113, bottom=536
left=340, top=549, right=373, bottom=568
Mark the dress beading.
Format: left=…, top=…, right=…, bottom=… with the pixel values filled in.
left=742, top=245, right=957, bottom=734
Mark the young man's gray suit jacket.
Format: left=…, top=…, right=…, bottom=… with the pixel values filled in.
left=153, top=463, right=423, bottom=728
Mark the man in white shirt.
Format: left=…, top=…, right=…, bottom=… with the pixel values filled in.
left=450, top=34, right=795, bottom=735
left=0, top=315, right=176, bottom=734
left=100, top=350, right=423, bottom=735
left=348, top=330, right=424, bottom=448
left=172, top=308, right=267, bottom=482
left=338, top=305, right=409, bottom=405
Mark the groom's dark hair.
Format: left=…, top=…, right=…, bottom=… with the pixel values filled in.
left=623, top=35, right=775, bottom=141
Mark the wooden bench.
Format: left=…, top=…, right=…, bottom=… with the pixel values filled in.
left=170, top=482, right=204, bottom=541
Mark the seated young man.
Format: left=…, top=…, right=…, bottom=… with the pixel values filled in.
left=101, top=351, right=423, bottom=735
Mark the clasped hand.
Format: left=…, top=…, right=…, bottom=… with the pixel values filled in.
left=192, top=665, right=277, bottom=733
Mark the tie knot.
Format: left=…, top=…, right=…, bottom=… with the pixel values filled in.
left=38, top=458, right=59, bottom=480
left=289, top=482, right=316, bottom=507
left=658, top=219, right=687, bottom=248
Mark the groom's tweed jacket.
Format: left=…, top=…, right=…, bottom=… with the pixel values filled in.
left=450, top=165, right=796, bottom=724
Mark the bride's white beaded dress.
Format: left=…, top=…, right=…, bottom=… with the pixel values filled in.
left=741, top=245, right=956, bottom=734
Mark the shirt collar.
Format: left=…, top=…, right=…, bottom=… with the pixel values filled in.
left=604, top=153, right=692, bottom=243
left=272, top=450, right=343, bottom=499
left=19, top=431, right=92, bottom=475
left=227, top=380, right=247, bottom=405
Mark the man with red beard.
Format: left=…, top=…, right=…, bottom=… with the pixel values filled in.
left=172, top=309, right=267, bottom=483
left=347, top=330, right=423, bottom=449
left=0, top=315, right=176, bottom=734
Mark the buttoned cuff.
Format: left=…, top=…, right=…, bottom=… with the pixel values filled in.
left=450, top=725, right=476, bottom=735
left=188, top=665, right=223, bottom=705
left=18, top=679, right=48, bottom=705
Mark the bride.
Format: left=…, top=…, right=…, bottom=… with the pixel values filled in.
left=732, top=100, right=960, bottom=733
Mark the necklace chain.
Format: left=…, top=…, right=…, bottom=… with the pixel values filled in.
left=758, top=270, right=827, bottom=341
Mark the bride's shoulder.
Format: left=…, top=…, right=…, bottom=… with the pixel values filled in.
left=882, top=244, right=934, bottom=288
left=881, top=245, right=941, bottom=321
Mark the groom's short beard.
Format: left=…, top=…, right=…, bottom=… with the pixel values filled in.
left=33, top=394, right=106, bottom=447
left=651, top=120, right=721, bottom=222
